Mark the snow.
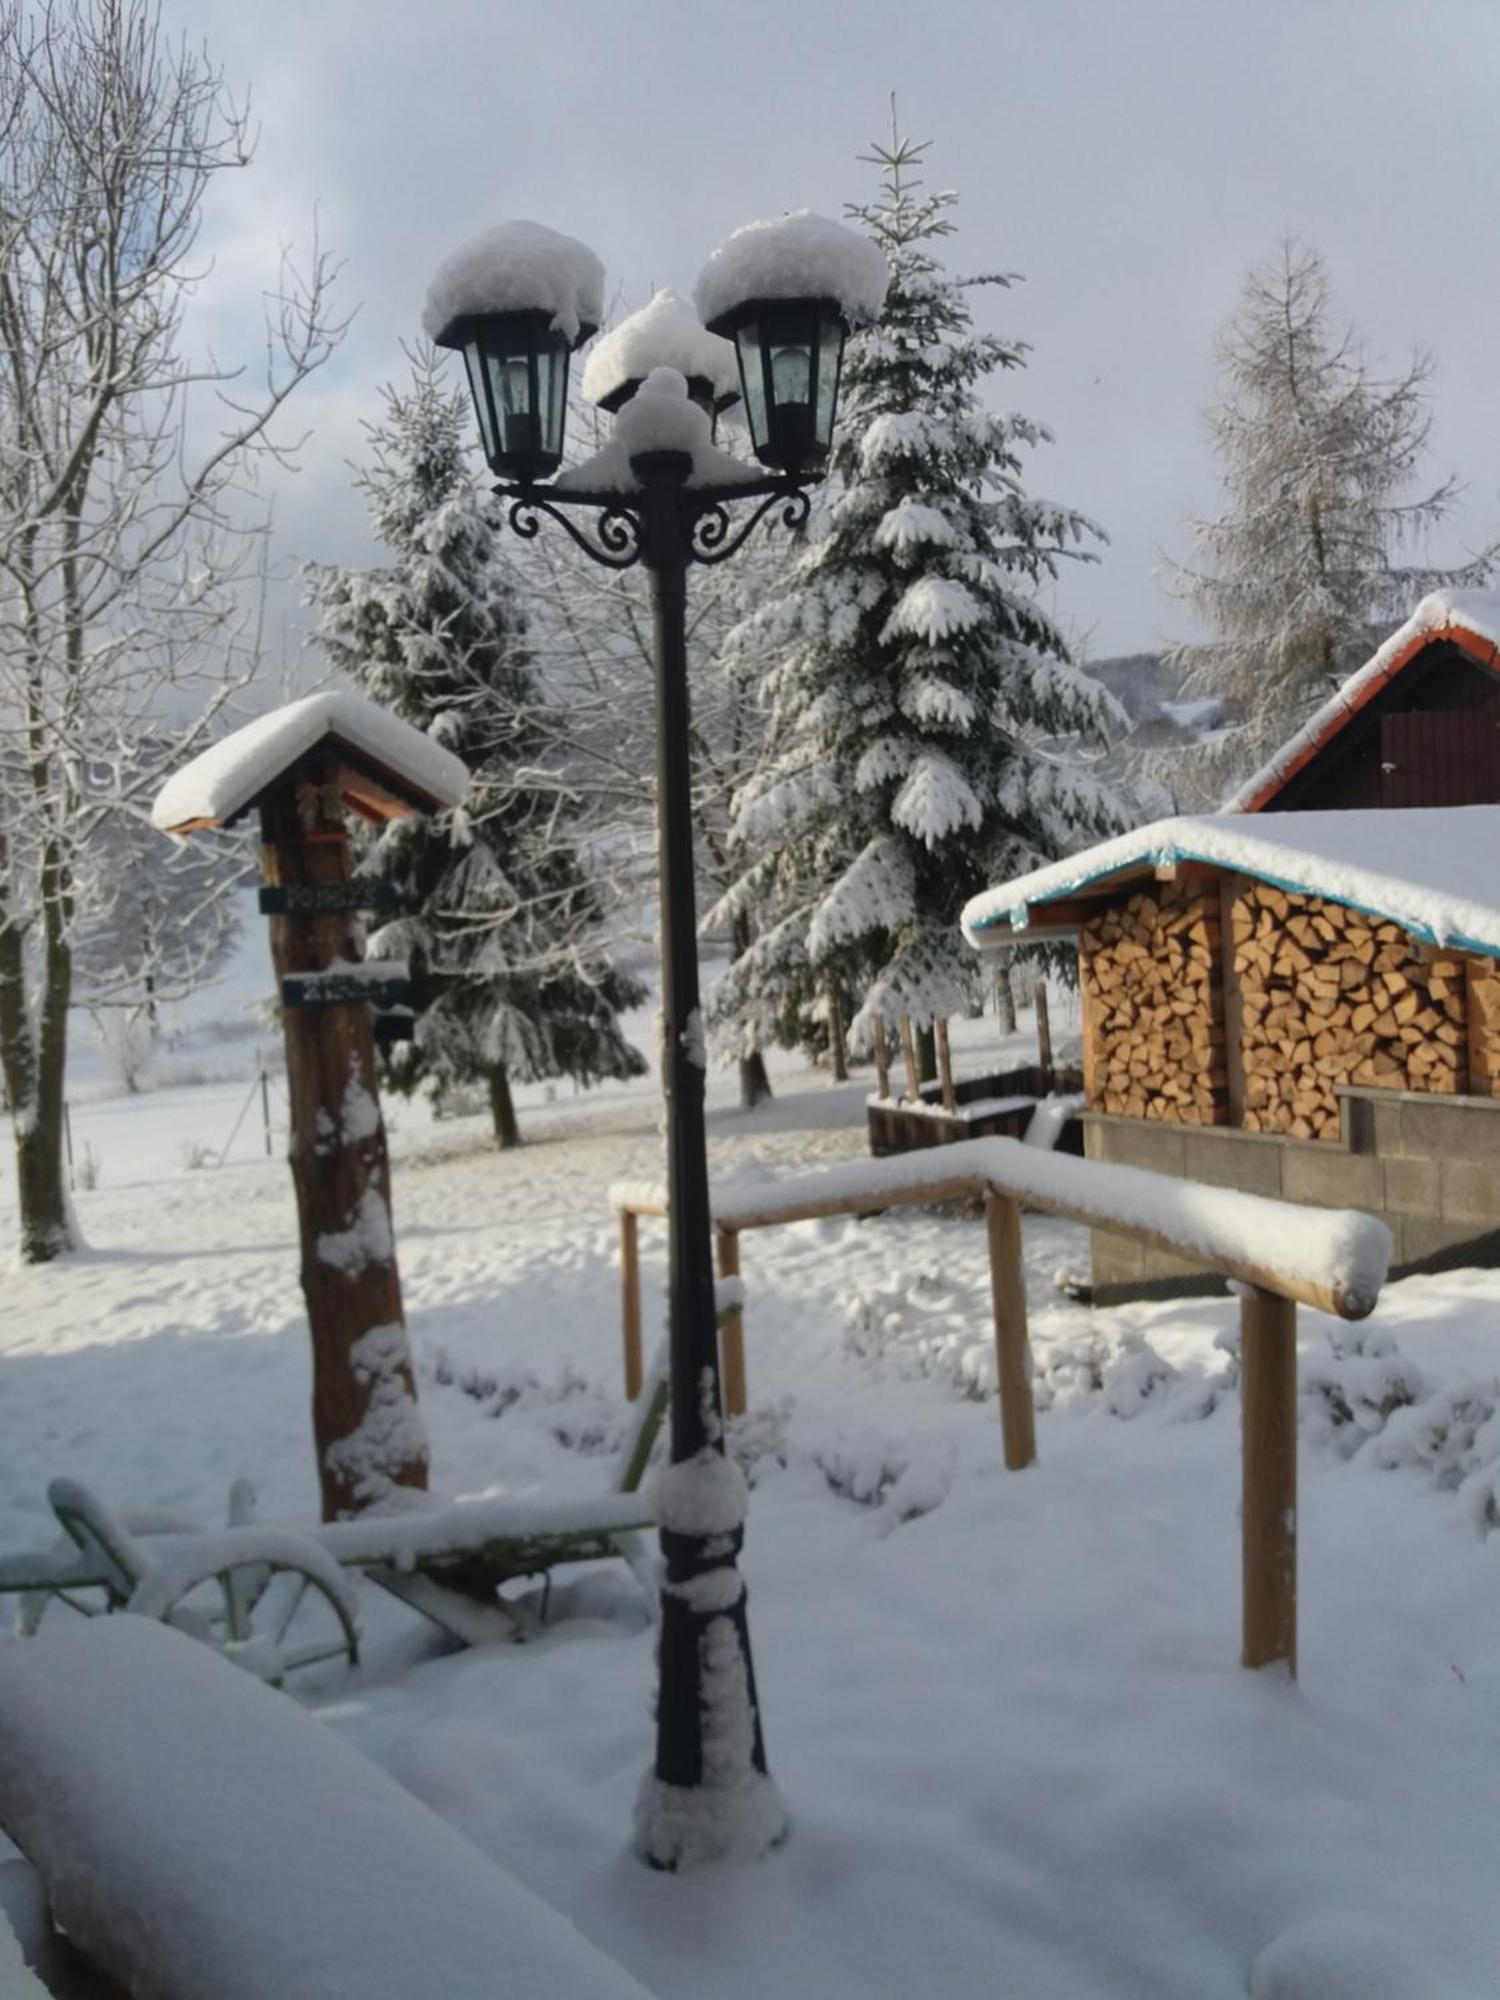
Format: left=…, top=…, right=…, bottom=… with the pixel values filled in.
left=1223, top=587, right=1500, bottom=814
left=614, top=1135, right=1389, bottom=1316
left=323, top=1322, right=428, bottom=1513
left=422, top=218, right=605, bottom=347
left=581, top=290, right=738, bottom=410
left=693, top=211, right=890, bottom=331
left=651, top=1450, right=748, bottom=1537
left=6, top=982, right=1500, bottom=1993
left=962, top=804, right=1500, bottom=958
left=553, top=367, right=764, bottom=495
left=880, top=575, right=985, bottom=645
left=0, top=1616, right=654, bottom=1999
left=151, top=690, right=470, bottom=832
left=317, top=1187, right=395, bottom=1272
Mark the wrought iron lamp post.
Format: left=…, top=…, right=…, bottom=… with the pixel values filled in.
left=426, top=214, right=886, bottom=1867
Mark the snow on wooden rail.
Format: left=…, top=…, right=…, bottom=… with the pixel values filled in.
left=612, top=1140, right=1394, bottom=1679
left=610, top=1135, right=1390, bottom=1320
left=0, top=1616, right=655, bottom=2000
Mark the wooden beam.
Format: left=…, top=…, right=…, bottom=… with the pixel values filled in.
left=985, top=1190, right=1036, bottom=1470
left=716, top=1228, right=747, bottom=1420
left=899, top=1015, right=921, bottom=1101
left=619, top=1209, right=643, bottom=1401
left=1240, top=1286, right=1298, bottom=1674
left=1220, top=875, right=1248, bottom=1126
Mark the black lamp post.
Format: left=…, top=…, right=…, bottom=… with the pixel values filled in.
left=428, top=212, right=884, bottom=1869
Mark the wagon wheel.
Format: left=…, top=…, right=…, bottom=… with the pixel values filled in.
left=126, top=1554, right=360, bottom=1686
left=16, top=1502, right=202, bottom=1636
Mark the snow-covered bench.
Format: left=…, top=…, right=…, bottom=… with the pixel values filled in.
left=0, top=1615, right=654, bottom=2000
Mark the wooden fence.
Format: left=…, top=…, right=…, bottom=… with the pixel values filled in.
left=611, top=1138, right=1390, bottom=1679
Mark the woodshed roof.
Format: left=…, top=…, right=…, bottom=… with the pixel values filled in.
left=961, top=806, right=1500, bottom=959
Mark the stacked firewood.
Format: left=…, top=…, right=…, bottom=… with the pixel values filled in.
left=1081, top=885, right=1228, bottom=1124
left=1232, top=883, right=1466, bottom=1138
left=1465, top=958, right=1500, bottom=1098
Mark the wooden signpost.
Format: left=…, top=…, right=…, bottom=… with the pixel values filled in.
left=154, top=693, right=469, bottom=1521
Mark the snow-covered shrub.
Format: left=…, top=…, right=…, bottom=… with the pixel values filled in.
left=180, top=1140, right=213, bottom=1171
left=1100, top=1334, right=1177, bottom=1418
left=815, top=1441, right=910, bottom=1508
left=725, top=1398, right=794, bottom=1486
left=74, top=1143, right=100, bottom=1191
left=1300, top=1324, right=1425, bottom=1458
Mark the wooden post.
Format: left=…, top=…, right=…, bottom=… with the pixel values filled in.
left=261, top=763, right=428, bottom=1521
left=985, top=1189, right=1036, bottom=1470
left=935, top=1016, right=957, bottom=1114
left=620, top=1207, right=643, bottom=1401
left=872, top=1011, right=891, bottom=1100
left=716, top=1226, right=747, bottom=1420
left=898, top=1014, right=920, bottom=1102
left=1033, top=980, right=1053, bottom=1089
left=1240, top=1286, right=1297, bottom=1674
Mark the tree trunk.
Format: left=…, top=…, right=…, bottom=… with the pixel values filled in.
left=827, top=985, right=849, bottom=1082
left=916, top=1023, right=937, bottom=1086
left=994, top=964, right=1017, bottom=1035
left=488, top=1064, right=521, bottom=1149
left=738, top=1051, right=772, bottom=1109
left=262, top=768, right=428, bottom=1521
left=1, top=907, right=74, bottom=1264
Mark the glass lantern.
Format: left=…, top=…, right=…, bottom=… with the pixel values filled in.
left=705, top=298, right=846, bottom=474
left=434, top=309, right=592, bottom=482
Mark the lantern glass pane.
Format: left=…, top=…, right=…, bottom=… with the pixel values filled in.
left=463, top=342, right=497, bottom=463
left=485, top=346, right=538, bottom=467
left=539, top=339, right=569, bottom=460
left=734, top=320, right=769, bottom=456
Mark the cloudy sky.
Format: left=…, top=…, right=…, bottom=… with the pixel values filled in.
left=174, top=0, right=1499, bottom=673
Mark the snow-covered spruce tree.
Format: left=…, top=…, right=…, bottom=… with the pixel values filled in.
left=1167, top=238, right=1497, bottom=802
left=708, top=121, right=1127, bottom=1067
left=306, top=348, right=644, bottom=1148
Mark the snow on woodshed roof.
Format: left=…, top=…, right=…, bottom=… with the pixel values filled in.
left=961, top=806, right=1500, bottom=959
left=1223, top=589, right=1500, bottom=814
left=151, top=691, right=470, bottom=834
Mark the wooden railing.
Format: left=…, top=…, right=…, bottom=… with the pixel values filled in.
left=611, top=1136, right=1391, bottom=1679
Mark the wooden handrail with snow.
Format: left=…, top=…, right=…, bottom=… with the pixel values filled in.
left=610, top=1136, right=1392, bottom=1678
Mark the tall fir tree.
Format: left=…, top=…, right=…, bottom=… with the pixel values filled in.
left=306, top=347, right=644, bottom=1147
left=708, top=117, right=1127, bottom=1064
left=1167, top=238, right=1496, bottom=803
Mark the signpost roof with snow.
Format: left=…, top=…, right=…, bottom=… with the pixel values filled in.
left=151, top=690, right=470, bottom=835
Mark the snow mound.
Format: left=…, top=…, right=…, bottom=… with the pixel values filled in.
left=582, top=289, right=738, bottom=409
left=554, top=367, right=762, bottom=494
left=151, top=690, right=470, bottom=832
left=1250, top=1912, right=1473, bottom=1998
left=422, top=219, right=604, bottom=346
left=694, top=210, right=889, bottom=330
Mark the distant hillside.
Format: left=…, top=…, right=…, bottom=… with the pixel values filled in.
left=1084, top=651, right=1235, bottom=750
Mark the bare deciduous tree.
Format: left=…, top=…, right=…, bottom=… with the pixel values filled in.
left=0, top=0, right=345, bottom=1258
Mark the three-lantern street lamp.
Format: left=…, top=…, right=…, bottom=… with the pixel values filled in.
left=424, top=213, right=888, bottom=1869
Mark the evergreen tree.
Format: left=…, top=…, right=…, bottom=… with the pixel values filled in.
left=306, top=347, right=644, bottom=1147
left=709, top=117, right=1126, bottom=1064
left=1168, top=238, right=1496, bottom=801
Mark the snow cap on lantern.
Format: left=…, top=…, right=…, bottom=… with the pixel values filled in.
left=694, top=213, right=890, bottom=476
left=423, top=220, right=605, bottom=483
left=582, top=289, right=739, bottom=419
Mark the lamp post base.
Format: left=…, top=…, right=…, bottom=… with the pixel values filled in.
left=634, top=1766, right=789, bottom=1873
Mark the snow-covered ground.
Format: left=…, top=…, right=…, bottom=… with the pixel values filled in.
left=4, top=971, right=1500, bottom=1997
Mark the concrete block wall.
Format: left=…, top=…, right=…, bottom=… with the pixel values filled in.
left=1083, top=1086, right=1500, bottom=1301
